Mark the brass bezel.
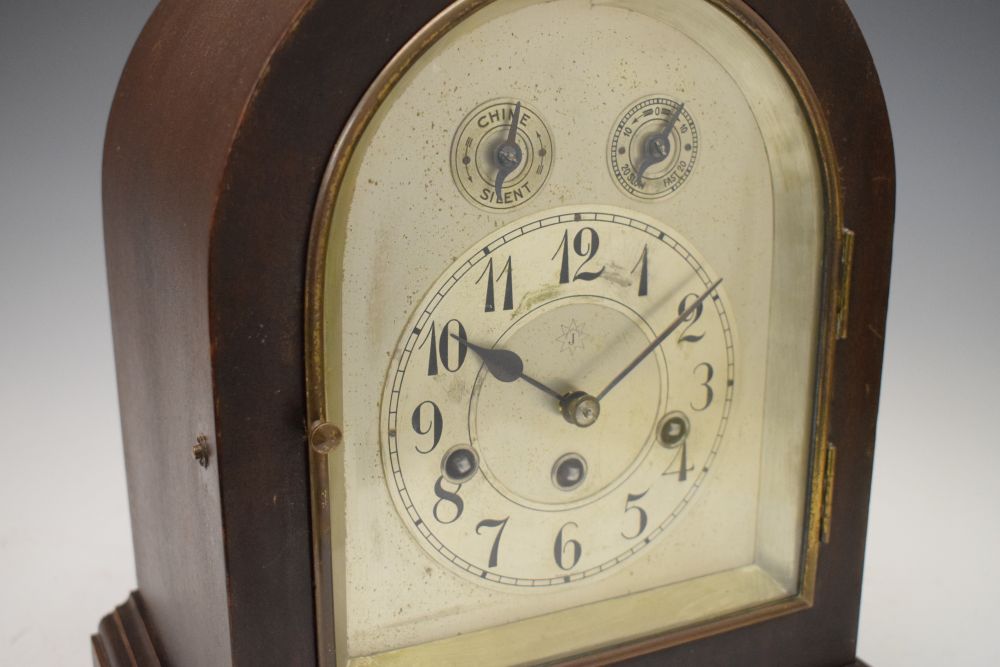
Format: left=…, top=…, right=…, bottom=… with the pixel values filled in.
left=304, top=0, right=844, bottom=664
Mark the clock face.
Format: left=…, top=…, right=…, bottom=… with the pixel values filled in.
left=382, top=209, right=735, bottom=586
left=315, top=0, right=831, bottom=663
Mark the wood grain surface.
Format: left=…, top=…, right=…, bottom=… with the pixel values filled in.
left=95, top=0, right=893, bottom=665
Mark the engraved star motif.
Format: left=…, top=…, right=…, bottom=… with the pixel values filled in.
left=556, top=320, right=587, bottom=355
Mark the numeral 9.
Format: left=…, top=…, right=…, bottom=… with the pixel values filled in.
left=411, top=401, right=443, bottom=454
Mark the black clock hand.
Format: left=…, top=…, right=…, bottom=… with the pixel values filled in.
left=504, top=101, right=521, bottom=147
left=635, top=102, right=685, bottom=186
left=596, top=278, right=723, bottom=402
left=453, top=334, right=564, bottom=402
left=494, top=101, right=523, bottom=200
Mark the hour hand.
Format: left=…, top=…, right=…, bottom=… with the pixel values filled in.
left=461, top=338, right=523, bottom=383
left=454, top=335, right=564, bottom=402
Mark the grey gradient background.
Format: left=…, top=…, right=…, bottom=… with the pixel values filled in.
left=0, top=1, right=997, bottom=665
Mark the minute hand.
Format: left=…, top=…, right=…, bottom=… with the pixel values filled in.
left=596, top=278, right=723, bottom=402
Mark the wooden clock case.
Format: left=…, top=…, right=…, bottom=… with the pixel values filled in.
left=93, top=0, right=894, bottom=665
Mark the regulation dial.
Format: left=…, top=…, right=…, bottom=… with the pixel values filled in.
left=608, top=96, right=699, bottom=199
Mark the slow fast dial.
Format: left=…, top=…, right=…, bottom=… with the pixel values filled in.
left=609, top=96, right=699, bottom=199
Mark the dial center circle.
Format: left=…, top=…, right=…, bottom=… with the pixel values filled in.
left=562, top=392, right=601, bottom=428
left=470, top=295, right=669, bottom=511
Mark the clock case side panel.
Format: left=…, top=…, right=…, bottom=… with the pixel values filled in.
left=98, top=0, right=471, bottom=665
left=206, top=0, right=465, bottom=663
left=97, top=0, right=325, bottom=665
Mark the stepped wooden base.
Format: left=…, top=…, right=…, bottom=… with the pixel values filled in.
left=91, top=591, right=870, bottom=667
left=91, top=592, right=161, bottom=666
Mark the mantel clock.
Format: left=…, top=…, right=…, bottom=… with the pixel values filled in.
left=93, top=1, right=894, bottom=665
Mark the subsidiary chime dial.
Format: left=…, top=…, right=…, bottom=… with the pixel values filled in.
left=450, top=99, right=554, bottom=210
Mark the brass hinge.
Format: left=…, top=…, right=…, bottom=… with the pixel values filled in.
left=821, top=444, right=838, bottom=544
left=836, top=229, right=856, bottom=340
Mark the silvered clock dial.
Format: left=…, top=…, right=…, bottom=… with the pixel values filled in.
left=312, top=0, right=835, bottom=663
left=383, top=209, right=735, bottom=586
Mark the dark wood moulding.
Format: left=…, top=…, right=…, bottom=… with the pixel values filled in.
left=94, top=0, right=893, bottom=664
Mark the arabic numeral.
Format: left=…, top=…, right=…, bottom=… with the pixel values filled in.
left=553, top=228, right=606, bottom=283
left=432, top=476, right=464, bottom=524
left=622, top=491, right=649, bottom=539
left=410, top=401, right=443, bottom=454
left=662, top=439, right=692, bottom=482
left=477, top=256, right=514, bottom=313
left=677, top=293, right=706, bottom=344
left=419, top=320, right=468, bottom=376
left=692, top=362, right=714, bottom=411
left=554, top=522, right=582, bottom=571
left=631, top=244, right=649, bottom=297
left=475, top=517, right=509, bottom=569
